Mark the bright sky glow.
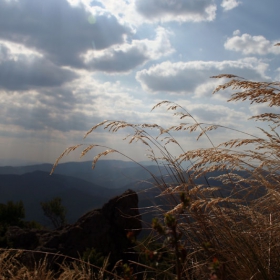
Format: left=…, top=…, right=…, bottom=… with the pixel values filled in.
left=0, top=0, right=279, bottom=165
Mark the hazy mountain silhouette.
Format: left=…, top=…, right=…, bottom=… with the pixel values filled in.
left=0, top=160, right=169, bottom=189
left=0, top=171, right=114, bottom=226
left=0, top=161, right=265, bottom=230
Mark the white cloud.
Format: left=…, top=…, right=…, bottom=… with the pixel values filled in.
left=181, top=103, right=249, bottom=126
left=136, top=58, right=270, bottom=95
left=221, top=0, right=241, bottom=11
left=0, top=40, right=43, bottom=59
left=225, top=31, right=280, bottom=55
left=233, top=30, right=240, bottom=36
left=82, top=27, right=174, bottom=73
left=96, top=0, right=140, bottom=26
left=0, top=72, right=152, bottom=133
left=275, top=68, right=280, bottom=80
left=250, top=103, right=280, bottom=117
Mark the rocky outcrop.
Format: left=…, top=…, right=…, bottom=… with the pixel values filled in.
left=6, top=189, right=141, bottom=267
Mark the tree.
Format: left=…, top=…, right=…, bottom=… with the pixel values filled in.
left=40, top=197, right=67, bottom=229
left=0, top=200, right=25, bottom=227
left=0, top=201, right=26, bottom=246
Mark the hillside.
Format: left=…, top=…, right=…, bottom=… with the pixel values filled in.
left=0, top=171, right=112, bottom=226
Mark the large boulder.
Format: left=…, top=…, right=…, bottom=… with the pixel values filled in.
left=6, top=189, right=142, bottom=267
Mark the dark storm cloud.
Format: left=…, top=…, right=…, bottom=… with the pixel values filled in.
left=0, top=45, right=77, bottom=90
left=0, top=0, right=130, bottom=68
left=135, top=0, right=216, bottom=21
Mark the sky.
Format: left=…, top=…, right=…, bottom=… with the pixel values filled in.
left=0, top=0, right=279, bottom=166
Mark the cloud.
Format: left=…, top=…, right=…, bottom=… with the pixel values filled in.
left=185, top=104, right=249, bottom=126
left=0, top=72, right=150, bottom=133
left=224, top=31, right=280, bottom=55
left=84, top=45, right=148, bottom=73
left=0, top=42, right=77, bottom=90
left=147, top=99, right=252, bottom=141
left=83, top=27, right=174, bottom=73
left=250, top=103, right=280, bottom=118
left=95, top=0, right=139, bottom=25
left=7, top=107, right=91, bottom=132
left=0, top=70, right=100, bottom=133
left=136, top=58, right=270, bottom=95
left=221, top=0, right=241, bottom=11
left=275, top=68, right=280, bottom=80
left=0, top=0, right=131, bottom=68
left=135, top=0, right=217, bottom=22
left=0, top=88, right=98, bottom=132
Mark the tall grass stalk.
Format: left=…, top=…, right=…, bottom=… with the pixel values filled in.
left=49, top=73, right=280, bottom=279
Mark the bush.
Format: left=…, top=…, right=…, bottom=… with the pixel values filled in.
left=40, top=197, right=67, bottom=229
left=0, top=201, right=25, bottom=228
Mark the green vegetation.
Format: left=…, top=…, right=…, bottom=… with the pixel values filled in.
left=40, top=197, right=67, bottom=229
left=0, top=201, right=25, bottom=246
left=0, top=201, right=25, bottom=227
left=0, top=201, right=42, bottom=247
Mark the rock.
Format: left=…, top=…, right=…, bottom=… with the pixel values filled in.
left=6, top=226, right=41, bottom=249
left=6, top=189, right=142, bottom=268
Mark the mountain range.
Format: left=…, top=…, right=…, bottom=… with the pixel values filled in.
left=0, top=160, right=169, bottom=189
left=0, top=160, right=170, bottom=227
left=0, top=160, right=260, bottom=229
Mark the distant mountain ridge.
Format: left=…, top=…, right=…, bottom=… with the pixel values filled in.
left=0, top=171, right=112, bottom=226
left=0, top=160, right=168, bottom=189
left=0, top=160, right=168, bottom=227
left=0, top=160, right=263, bottom=230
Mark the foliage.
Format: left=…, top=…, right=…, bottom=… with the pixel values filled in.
left=23, top=220, right=43, bottom=230
left=82, top=247, right=106, bottom=268
left=131, top=234, right=180, bottom=279
left=40, top=197, right=67, bottom=229
left=0, top=201, right=25, bottom=247
left=0, top=201, right=25, bottom=227
left=0, top=201, right=43, bottom=247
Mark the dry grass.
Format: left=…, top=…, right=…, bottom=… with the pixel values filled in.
left=0, top=249, right=115, bottom=280
left=51, top=74, right=280, bottom=279
left=3, top=72, right=280, bottom=279
left=0, top=250, right=56, bottom=280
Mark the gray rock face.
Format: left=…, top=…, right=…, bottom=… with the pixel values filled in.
left=6, top=189, right=142, bottom=267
